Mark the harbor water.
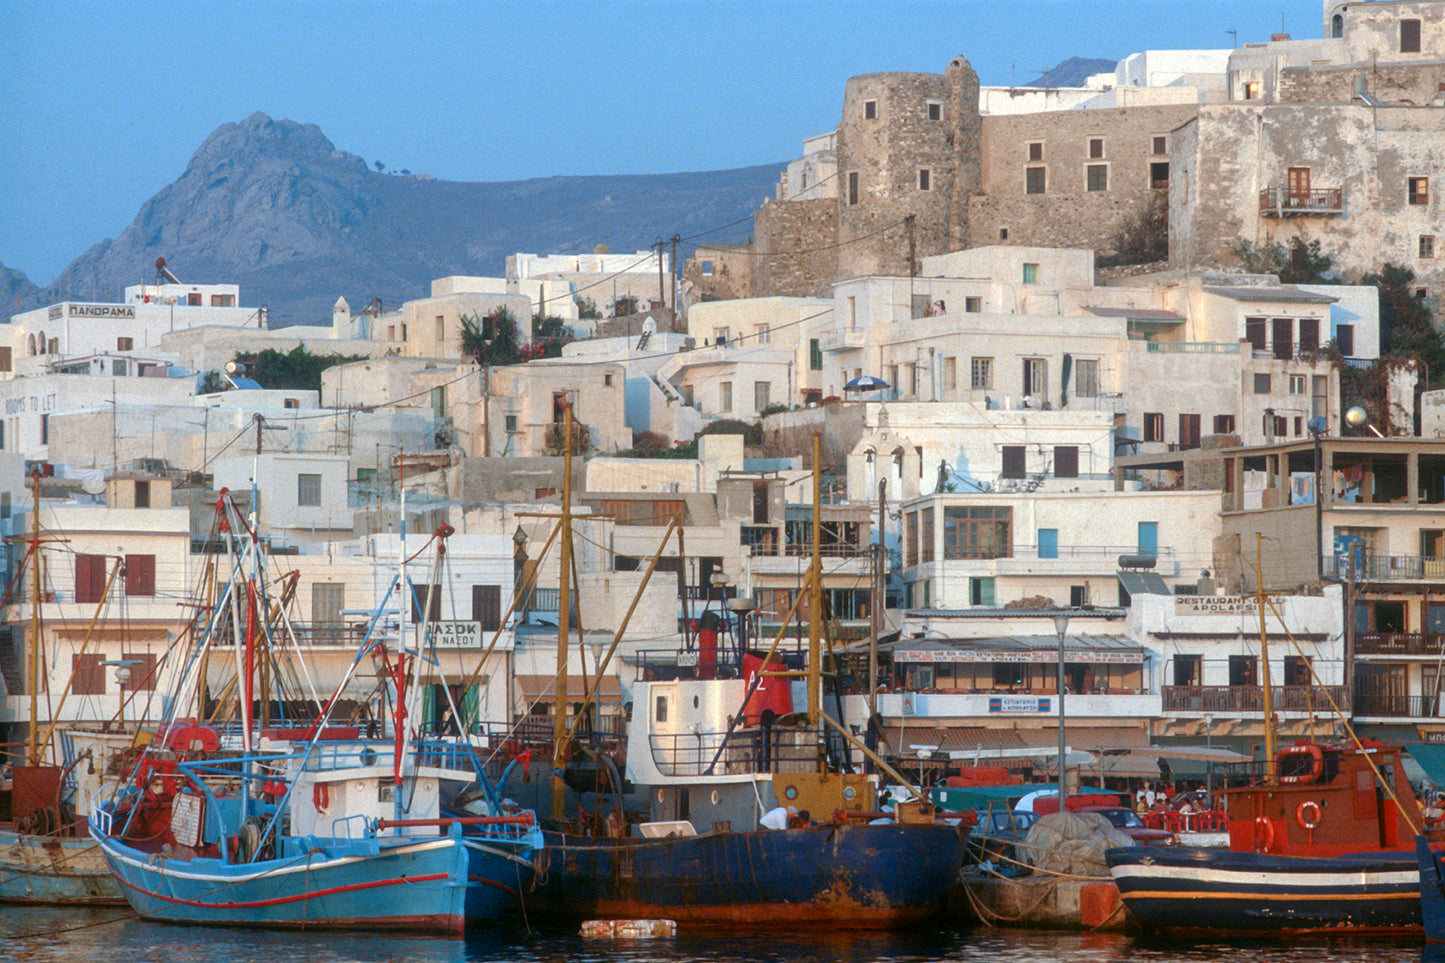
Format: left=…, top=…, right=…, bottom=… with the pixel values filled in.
left=1, top=908, right=1442, bottom=963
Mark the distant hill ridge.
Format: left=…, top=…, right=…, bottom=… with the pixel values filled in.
left=1022, top=57, right=1117, bottom=87
left=3, top=112, right=784, bottom=326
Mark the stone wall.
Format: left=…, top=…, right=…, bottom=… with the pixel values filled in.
left=971, top=104, right=1196, bottom=256
left=835, top=67, right=979, bottom=279
left=1171, top=102, right=1445, bottom=295
left=753, top=198, right=838, bottom=297
left=1278, top=60, right=1445, bottom=104
left=682, top=243, right=754, bottom=304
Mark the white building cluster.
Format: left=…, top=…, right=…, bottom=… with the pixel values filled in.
left=4, top=0, right=1445, bottom=785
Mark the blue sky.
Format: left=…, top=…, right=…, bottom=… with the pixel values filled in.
left=3, top=0, right=1324, bottom=284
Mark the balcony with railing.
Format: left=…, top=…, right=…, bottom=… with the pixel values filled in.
left=1356, top=632, right=1445, bottom=656
left=1324, top=554, right=1445, bottom=582
left=1161, top=684, right=1349, bottom=714
left=1258, top=187, right=1343, bottom=216
left=1353, top=693, right=1444, bottom=719
left=1144, top=341, right=1241, bottom=354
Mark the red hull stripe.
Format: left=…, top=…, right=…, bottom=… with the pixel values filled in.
left=468, top=875, right=519, bottom=897
left=116, top=871, right=452, bottom=909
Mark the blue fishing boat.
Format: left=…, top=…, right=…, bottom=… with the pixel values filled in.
left=88, top=490, right=540, bottom=934
left=515, top=432, right=966, bottom=927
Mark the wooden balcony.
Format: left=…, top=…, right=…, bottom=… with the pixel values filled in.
left=1356, top=632, right=1445, bottom=656
left=1162, top=684, right=1349, bottom=713
left=1258, top=187, right=1343, bottom=216
left=1354, top=693, right=1443, bottom=719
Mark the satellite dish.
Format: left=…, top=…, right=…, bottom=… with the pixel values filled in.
left=1344, top=406, right=1370, bottom=429
left=1307, top=416, right=1328, bottom=435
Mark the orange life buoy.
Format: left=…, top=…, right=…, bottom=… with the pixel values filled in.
left=1296, top=800, right=1322, bottom=831
left=313, top=781, right=330, bottom=814
left=1253, top=815, right=1275, bottom=852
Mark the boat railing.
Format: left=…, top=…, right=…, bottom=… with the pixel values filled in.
left=648, top=727, right=823, bottom=777
left=292, top=741, right=390, bottom=772
left=331, top=812, right=370, bottom=841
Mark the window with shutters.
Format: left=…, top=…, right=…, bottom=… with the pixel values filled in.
left=1298, top=317, right=1320, bottom=353
left=1215, top=414, right=1236, bottom=434
left=412, top=583, right=442, bottom=622
left=920, top=507, right=935, bottom=563
left=75, top=553, right=108, bottom=604
left=971, top=357, right=993, bottom=389
left=1144, top=412, right=1164, bottom=442
left=1074, top=359, right=1099, bottom=397
left=298, top=473, right=322, bottom=507
left=1410, top=177, right=1429, bottom=205
left=1245, top=317, right=1267, bottom=353
left=313, top=583, right=345, bottom=639
left=472, top=584, right=502, bottom=630
left=124, top=554, right=155, bottom=597
left=1026, top=167, right=1045, bottom=194
left=1001, top=445, right=1027, bottom=479
left=1054, top=445, right=1079, bottom=477
left=1179, top=413, right=1201, bottom=449
left=73, top=653, right=105, bottom=695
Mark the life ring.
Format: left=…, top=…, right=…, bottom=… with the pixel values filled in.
left=313, top=781, right=330, bottom=814
left=1253, top=815, right=1275, bottom=852
left=1296, top=800, right=1322, bottom=831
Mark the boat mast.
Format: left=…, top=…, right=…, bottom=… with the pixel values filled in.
left=808, top=434, right=822, bottom=735
left=1256, top=533, right=1277, bottom=782
left=26, top=470, right=40, bottom=766
left=550, top=402, right=575, bottom=822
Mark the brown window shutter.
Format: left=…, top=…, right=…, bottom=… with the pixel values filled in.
left=125, top=554, right=156, bottom=597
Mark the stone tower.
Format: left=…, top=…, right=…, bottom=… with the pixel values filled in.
left=834, top=59, right=982, bottom=280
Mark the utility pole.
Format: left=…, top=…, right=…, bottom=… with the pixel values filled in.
left=656, top=239, right=666, bottom=313
left=669, top=234, right=680, bottom=317
left=905, top=214, right=917, bottom=278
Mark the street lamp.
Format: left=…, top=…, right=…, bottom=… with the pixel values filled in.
left=1053, top=612, right=1070, bottom=795
left=1308, top=415, right=1328, bottom=581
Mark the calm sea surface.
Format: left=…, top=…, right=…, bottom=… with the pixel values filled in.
left=2, top=910, right=1443, bottom=963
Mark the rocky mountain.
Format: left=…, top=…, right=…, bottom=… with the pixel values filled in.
left=1022, top=57, right=1117, bottom=87
left=11, top=112, right=784, bottom=326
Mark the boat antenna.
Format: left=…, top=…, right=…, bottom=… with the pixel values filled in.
left=1256, top=533, right=1277, bottom=782
left=550, top=401, right=575, bottom=823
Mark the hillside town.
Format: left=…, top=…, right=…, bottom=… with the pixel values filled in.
left=4, top=1, right=1445, bottom=934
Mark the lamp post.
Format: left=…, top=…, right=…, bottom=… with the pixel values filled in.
left=1053, top=612, right=1070, bottom=795
left=1308, top=416, right=1328, bottom=581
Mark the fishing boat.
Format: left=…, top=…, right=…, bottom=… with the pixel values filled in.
left=0, top=474, right=123, bottom=905
left=1107, top=739, right=1427, bottom=935
left=516, top=428, right=966, bottom=927
left=1109, top=538, right=1437, bottom=936
left=89, top=488, right=540, bottom=933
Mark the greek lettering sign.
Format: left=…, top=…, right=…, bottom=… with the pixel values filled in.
left=1174, top=595, right=1259, bottom=616
left=988, top=696, right=1051, bottom=713
left=67, top=304, right=135, bottom=319
left=896, top=649, right=1142, bottom=664
left=418, top=621, right=482, bottom=648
